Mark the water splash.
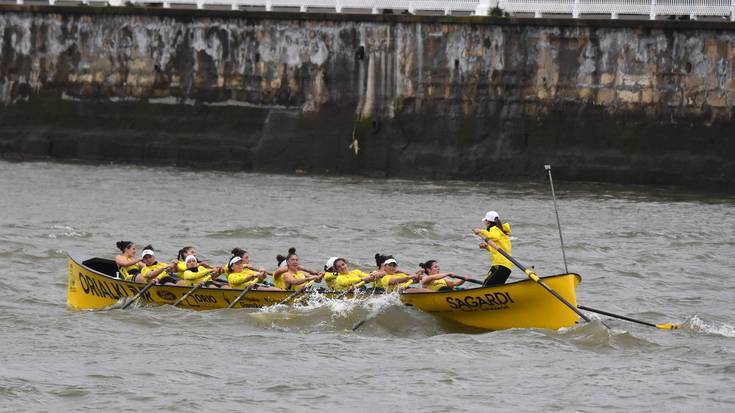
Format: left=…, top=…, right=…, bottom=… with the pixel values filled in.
left=684, top=315, right=735, bottom=338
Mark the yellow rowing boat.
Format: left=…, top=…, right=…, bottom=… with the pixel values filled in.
left=66, top=251, right=319, bottom=310
left=399, top=273, right=582, bottom=330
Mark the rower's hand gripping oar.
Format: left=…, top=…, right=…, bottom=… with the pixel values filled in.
left=478, top=236, right=595, bottom=326
left=578, top=305, right=679, bottom=330
left=227, top=284, right=257, bottom=309
left=173, top=283, right=204, bottom=307
left=121, top=278, right=157, bottom=309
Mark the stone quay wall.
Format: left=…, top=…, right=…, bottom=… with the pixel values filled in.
left=1, top=6, right=734, bottom=190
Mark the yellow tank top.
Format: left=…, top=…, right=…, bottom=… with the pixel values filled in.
left=274, top=271, right=308, bottom=291
left=334, top=269, right=369, bottom=291
left=141, top=262, right=170, bottom=282
left=480, top=223, right=512, bottom=270
left=376, top=273, right=413, bottom=292
left=323, top=272, right=338, bottom=289
left=181, top=265, right=213, bottom=286
left=119, top=263, right=141, bottom=281
left=426, top=277, right=449, bottom=291
left=227, top=269, right=260, bottom=289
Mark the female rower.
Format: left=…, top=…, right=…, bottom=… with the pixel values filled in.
left=371, top=257, right=420, bottom=293
left=472, top=210, right=512, bottom=286
left=115, top=241, right=143, bottom=281
left=272, top=248, right=322, bottom=291
left=226, top=255, right=278, bottom=290
left=416, top=260, right=466, bottom=292
left=322, top=257, right=339, bottom=290
left=181, top=255, right=227, bottom=288
left=332, top=258, right=375, bottom=292
left=176, top=246, right=214, bottom=278
left=139, top=245, right=178, bottom=285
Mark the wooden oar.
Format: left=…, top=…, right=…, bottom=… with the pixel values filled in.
left=447, top=274, right=484, bottom=285
left=277, top=282, right=314, bottom=305
left=479, top=237, right=593, bottom=325
left=121, top=278, right=157, bottom=309
left=337, top=281, right=366, bottom=299
left=227, top=284, right=257, bottom=309
left=173, top=283, right=204, bottom=307
left=578, top=305, right=679, bottom=330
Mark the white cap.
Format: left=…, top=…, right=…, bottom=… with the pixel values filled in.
left=229, top=256, right=242, bottom=267
left=483, top=211, right=499, bottom=223
left=278, top=259, right=287, bottom=268
left=325, top=256, right=338, bottom=269
left=383, top=258, right=398, bottom=266
left=141, top=249, right=155, bottom=258
left=185, top=255, right=198, bottom=263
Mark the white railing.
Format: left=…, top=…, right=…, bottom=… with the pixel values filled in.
left=3, top=0, right=734, bottom=20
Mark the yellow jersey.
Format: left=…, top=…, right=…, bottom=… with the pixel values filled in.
left=275, top=271, right=309, bottom=291
left=141, top=262, right=170, bottom=282
left=323, top=272, right=338, bottom=290
left=228, top=269, right=260, bottom=289
left=119, top=263, right=141, bottom=281
left=181, top=265, right=213, bottom=286
left=376, top=273, right=413, bottom=292
left=425, top=277, right=449, bottom=291
left=480, top=223, right=512, bottom=270
left=334, top=269, right=370, bottom=291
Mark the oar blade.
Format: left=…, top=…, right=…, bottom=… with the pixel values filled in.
left=656, top=323, right=680, bottom=330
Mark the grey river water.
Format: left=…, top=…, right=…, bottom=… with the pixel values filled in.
left=0, top=160, right=734, bottom=412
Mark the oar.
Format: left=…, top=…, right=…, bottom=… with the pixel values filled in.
left=277, top=282, right=314, bottom=305
left=173, top=283, right=204, bottom=307
left=478, top=237, right=594, bottom=325
left=447, top=274, right=484, bottom=285
left=121, top=278, right=157, bottom=309
left=227, top=284, right=257, bottom=309
left=337, top=281, right=366, bottom=299
left=578, top=305, right=679, bottom=330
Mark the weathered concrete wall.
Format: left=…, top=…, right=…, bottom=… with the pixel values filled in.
left=0, top=6, right=733, bottom=190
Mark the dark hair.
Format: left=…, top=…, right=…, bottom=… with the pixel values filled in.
left=374, top=253, right=394, bottom=269
left=328, top=258, right=346, bottom=272
left=178, top=246, right=194, bottom=261
left=143, top=244, right=154, bottom=251
left=419, top=260, right=437, bottom=274
left=276, top=247, right=297, bottom=265
left=486, top=216, right=510, bottom=235
left=231, top=247, right=247, bottom=257
left=116, top=241, right=133, bottom=252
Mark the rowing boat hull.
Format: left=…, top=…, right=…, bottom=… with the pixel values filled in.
left=399, top=274, right=582, bottom=330
left=66, top=252, right=318, bottom=310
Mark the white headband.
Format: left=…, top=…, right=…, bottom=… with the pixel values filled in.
left=141, top=249, right=155, bottom=258
left=185, top=255, right=198, bottom=263
left=229, top=256, right=242, bottom=267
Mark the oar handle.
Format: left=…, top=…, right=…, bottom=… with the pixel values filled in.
left=479, top=236, right=592, bottom=324
left=447, top=274, right=484, bottom=285
left=121, top=279, right=157, bottom=309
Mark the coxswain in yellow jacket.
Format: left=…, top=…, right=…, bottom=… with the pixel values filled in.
left=473, top=210, right=512, bottom=286
left=115, top=240, right=143, bottom=281
left=331, top=258, right=374, bottom=292
left=372, top=258, right=419, bottom=292
left=272, top=248, right=323, bottom=291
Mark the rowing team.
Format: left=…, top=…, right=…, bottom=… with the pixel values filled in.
left=114, top=210, right=514, bottom=293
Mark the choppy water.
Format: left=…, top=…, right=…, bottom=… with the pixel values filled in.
left=0, top=160, right=734, bottom=412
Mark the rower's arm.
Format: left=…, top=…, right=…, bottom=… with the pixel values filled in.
left=182, top=268, right=212, bottom=281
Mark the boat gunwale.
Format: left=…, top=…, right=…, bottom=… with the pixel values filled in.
left=399, top=273, right=582, bottom=297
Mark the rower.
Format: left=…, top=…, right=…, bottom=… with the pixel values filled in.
left=472, top=210, right=512, bottom=286
left=226, top=255, right=267, bottom=289
left=332, top=258, right=374, bottom=291
left=415, top=260, right=466, bottom=292
left=372, top=257, right=419, bottom=293
left=322, top=257, right=339, bottom=290
left=115, top=241, right=143, bottom=281
left=139, top=246, right=178, bottom=285
left=272, top=248, right=322, bottom=291
left=181, top=255, right=227, bottom=288
left=175, top=246, right=213, bottom=277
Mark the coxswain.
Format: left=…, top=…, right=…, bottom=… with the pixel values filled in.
left=115, top=241, right=143, bottom=281
left=139, top=246, right=179, bottom=285
left=332, top=258, right=375, bottom=292
left=272, top=248, right=323, bottom=291
left=472, top=210, right=512, bottom=286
